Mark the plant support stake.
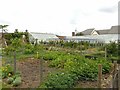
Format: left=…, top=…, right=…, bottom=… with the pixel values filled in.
left=14, top=51, right=16, bottom=74
left=98, top=64, right=102, bottom=88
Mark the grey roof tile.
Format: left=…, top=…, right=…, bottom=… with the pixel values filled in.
left=96, top=29, right=110, bottom=34
left=81, top=28, right=94, bottom=35
left=80, top=25, right=120, bottom=35
left=108, top=26, right=120, bottom=34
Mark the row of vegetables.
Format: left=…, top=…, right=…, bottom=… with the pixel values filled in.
left=38, top=50, right=112, bottom=88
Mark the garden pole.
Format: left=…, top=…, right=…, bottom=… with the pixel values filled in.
left=37, top=52, right=38, bottom=59
left=98, top=64, right=102, bottom=88
left=118, top=66, right=120, bottom=90
left=112, top=61, right=117, bottom=88
left=105, top=47, right=107, bottom=60
left=80, top=42, right=82, bottom=55
left=14, top=50, right=16, bottom=74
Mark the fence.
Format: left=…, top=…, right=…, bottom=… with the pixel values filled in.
left=98, top=61, right=120, bottom=89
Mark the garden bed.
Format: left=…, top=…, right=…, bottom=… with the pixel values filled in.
left=15, top=58, right=61, bottom=88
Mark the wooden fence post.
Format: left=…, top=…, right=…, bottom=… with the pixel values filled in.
left=98, top=64, right=102, bottom=88
left=118, top=66, right=120, bottom=90
left=37, top=52, right=38, bottom=59
left=105, top=47, right=107, bottom=60
left=112, top=61, right=117, bottom=88
left=113, top=61, right=117, bottom=76
left=14, top=51, right=16, bottom=74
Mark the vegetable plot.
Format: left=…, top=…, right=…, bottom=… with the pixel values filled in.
left=39, top=49, right=112, bottom=88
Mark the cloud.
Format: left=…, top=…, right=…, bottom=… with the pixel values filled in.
left=0, top=0, right=118, bottom=36
left=70, top=9, right=90, bottom=25
left=0, top=20, right=11, bottom=25
left=99, top=5, right=117, bottom=13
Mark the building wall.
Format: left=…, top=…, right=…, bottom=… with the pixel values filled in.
left=87, top=34, right=119, bottom=43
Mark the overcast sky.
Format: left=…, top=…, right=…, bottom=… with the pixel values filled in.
left=0, top=0, right=119, bottom=36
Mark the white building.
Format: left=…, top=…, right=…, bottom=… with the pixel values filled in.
left=75, top=25, right=120, bottom=43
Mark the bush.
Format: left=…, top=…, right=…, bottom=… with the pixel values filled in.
left=97, top=59, right=112, bottom=74
left=24, top=44, right=35, bottom=54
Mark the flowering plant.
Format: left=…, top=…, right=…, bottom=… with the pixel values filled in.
left=2, top=64, right=14, bottom=78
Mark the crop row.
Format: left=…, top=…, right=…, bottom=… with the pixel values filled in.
left=39, top=50, right=112, bottom=88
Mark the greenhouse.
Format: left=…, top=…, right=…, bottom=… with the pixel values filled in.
left=29, top=32, right=59, bottom=43
left=64, top=36, right=104, bottom=43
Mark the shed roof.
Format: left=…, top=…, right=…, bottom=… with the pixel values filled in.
left=79, top=25, right=120, bottom=35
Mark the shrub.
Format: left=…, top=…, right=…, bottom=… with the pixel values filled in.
left=24, top=44, right=35, bottom=54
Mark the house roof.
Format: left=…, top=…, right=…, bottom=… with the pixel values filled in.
left=97, top=29, right=110, bottom=34
left=108, top=26, right=120, bottom=34
left=79, top=25, right=120, bottom=35
left=81, top=28, right=94, bottom=35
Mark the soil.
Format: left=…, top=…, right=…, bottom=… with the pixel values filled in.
left=15, top=58, right=59, bottom=88
left=75, top=80, right=98, bottom=88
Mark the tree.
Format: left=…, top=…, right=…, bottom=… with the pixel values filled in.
left=106, top=42, right=118, bottom=56
left=0, top=25, right=9, bottom=34
left=0, top=25, right=9, bottom=47
left=76, top=32, right=84, bottom=36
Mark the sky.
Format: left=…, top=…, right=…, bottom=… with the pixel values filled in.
left=0, top=0, right=119, bottom=36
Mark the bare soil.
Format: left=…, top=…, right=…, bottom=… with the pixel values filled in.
left=16, top=58, right=59, bottom=88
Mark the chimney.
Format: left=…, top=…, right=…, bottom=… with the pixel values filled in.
left=72, top=32, right=75, bottom=36
left=25, top=29, right=28, bottom=32
left=14, top=29, right=18, bottom=33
